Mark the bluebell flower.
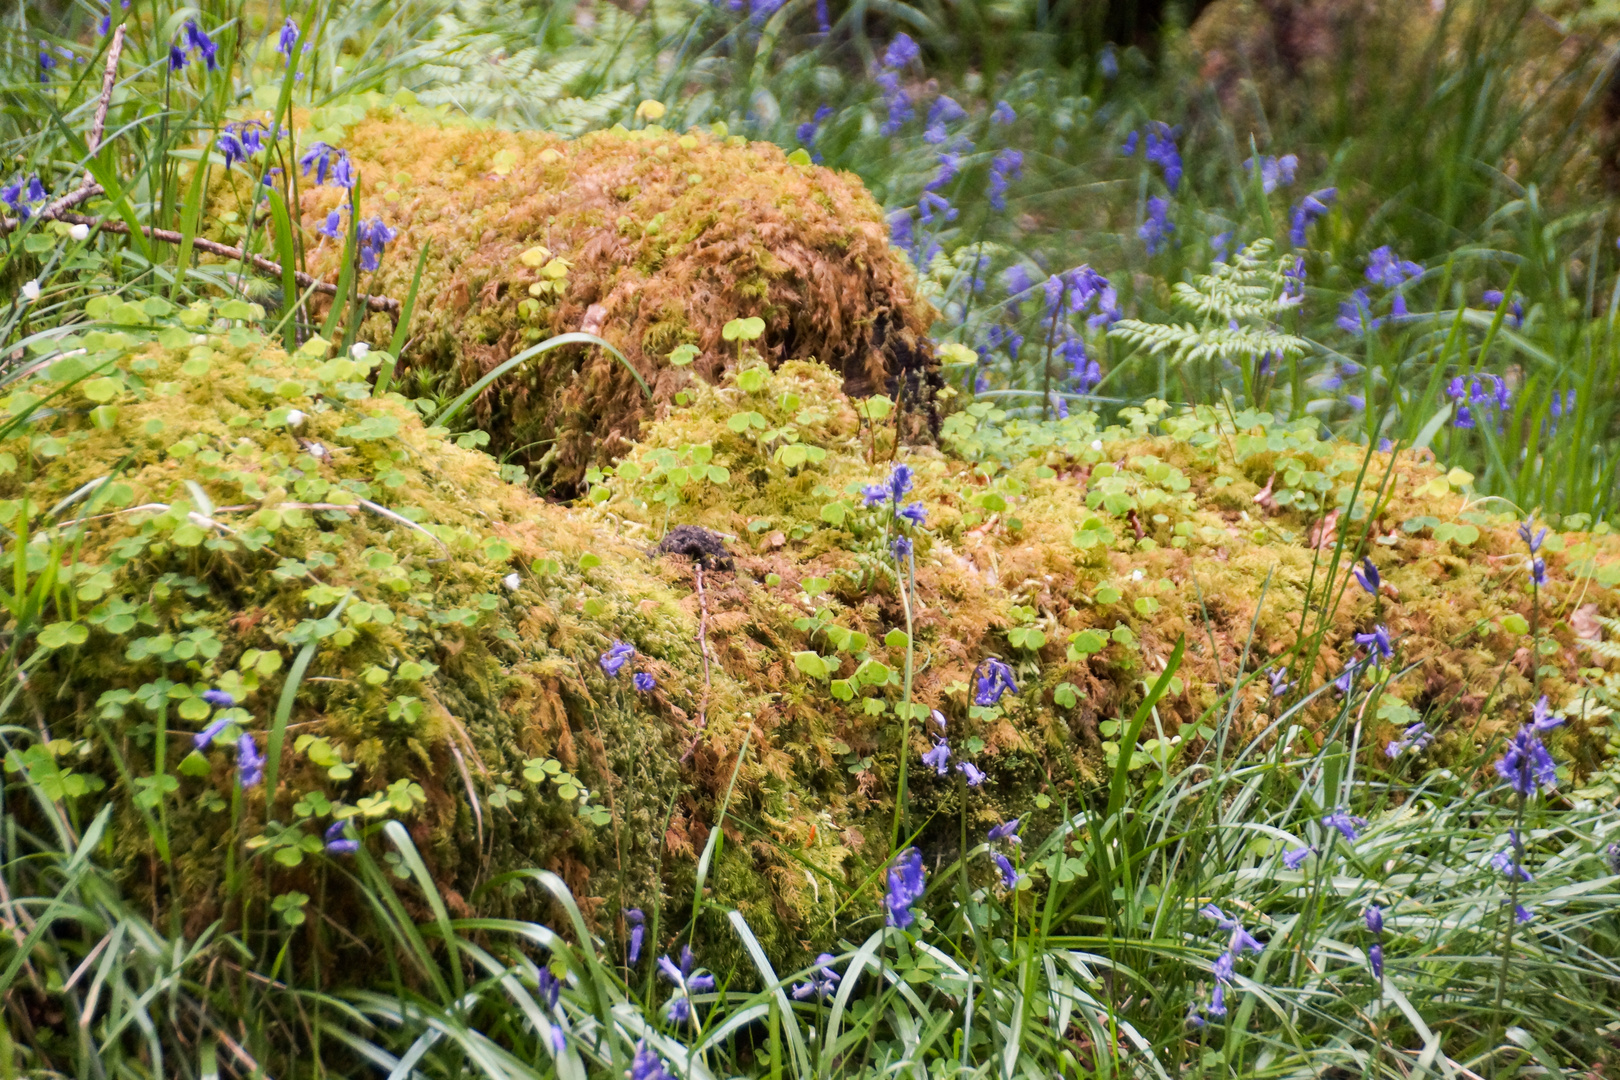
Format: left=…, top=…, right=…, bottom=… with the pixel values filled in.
left=924, top=153, right=961, bottom=191
left=169, top=43, right=189, bottom=70
left=1289, top=187, right=1336, bottom=246
left=1515, top=904, right=1533, bottom=924
left=1282, top=846, right=1312, bottom=870
left=666, top=997, right=691, bottom=1023
left=202, top=688, right=235, bottom=709
left=1353, top=556, right=1380, bottom=595
left=600, top=640, right=636, bottom=677
left=633, top=671, right=656, bottom=692
left=624, top=908, right=645, bottom=962
left=238, top=732, right=265, bottom=788
left=1355, top=624, right=1392, bottom=660
left=1098, top=44, right=1118, bottom=79
left=37, top=49, right=55, bottom=82
left=990, top=851, right=1021, bottom=889
left=1269, top=667, right=1292, bottom=698
left=974, top=658, right=1018, bottom=707
left=1211, top=231, right=1233, bottom=263
left=631, top=1042, right=673, bottom=1080
left=1212, top=950, right=1234, bottom=983
left=26, top=177, right=45, bottom=204
left=1322, top=808, right=1367, bottom=841
left=887, top=463, right=913, bottom=502
left=194, top=716, right=231, bottom=750
left=796, top=104, right=833, bottom=150
left=987, top=818, right=1021, bottom=845
left=918, top=191, right=956, bottom=225
left=277, top=18, right=300, bottom=56
left=1333, top=657, right=1363, bottom=695
left=992, top=100, right=1016, bottom=125
left=791, top=953, right=840, bottom=1001
left=1365, top=905, right=1383, bottom=934
left=883, top=33, right=921, bottom=68
left=324, top=820, right=359, bottom=855
left=922, top=738, right=950, bottom=775
left=1483, top=288, right=1524, bottom=329
left=1230, top=926, right=1263, bottom=955
left=1608, top=844, right=1620, bottom=875
left=958, top=761, right=986, bottom=787
left=815, top=0, right=830, bottom=32
left=537, top=965, right=561, bottom=1008
left=891, top=535, right=913, bottom=562
left=1497, top=725, right=1556, bottom=797
left=317, top=209, right=344, bottom=240
left=927, top=95, right=965, bottom=127
left=299, top=142, right=355, bottom=188
left=886, top=847, right=926, bottom=927
left=356, top=216, right=397, bottom=271
left=1530, top=696, right=1562, bottom=733
left=1207, top=983, right=1227, bottom=1017
left=1337, top=289, right=1378, bottom=335
left=1138, top=195, right=1173, bottom=254
left=1386, top=722, right=1433, bottom=758
left=1519, top=521, right=1546, bottom=554
left=1531, top=557, right=1547, bottom=587
left=1365, top=246, right=1423, bottom=288
left=1369, top=941, right=1383, bottom=979
left=1142, top=122, right=1182, bottom=191
left=1120, top=131, right=1139, bottom=156
left=1200, top=903, right=1238, bottom=931
left=875, top=71, right=913, bottom=135
left=888, top=209, right=914, bottom=254
left=898, top=501, right=926, bottom=526
left=1490, top=847, right=1533, bottom=882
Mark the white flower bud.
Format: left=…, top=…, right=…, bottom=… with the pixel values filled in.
left=21, top=279, right=39, bottom=301
left=69, top=223, right=89, bottom=241
left=350, top=342, right=370, bottom=359
left=286, top=409, right=306, bottom=428
left=503, top=572, right=520, bottom=592
left=1090, top=439, right=1103, bottom=451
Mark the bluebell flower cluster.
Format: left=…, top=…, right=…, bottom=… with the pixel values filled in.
left=922, top=737, right=950, bottom=775
left=238, top=732, right=265, bottom=789
left=924, top=95, right=966, bottom=145
left=1243, top=153, right=1298, bottom=194
left=875, top=35, right=920, bottom=136
left=886, top=847, right=926, bottom=927
left=987, top=817, right=1021, bottom=845
left=170, top=20, right=219, bottom=71
left=1352, top=556, right=1380, bottom=596
left=1322, top=808, right=1367, bottom=842
left=988, top=149, right=1023, bottom=212
left=1197, top=904, right=1264, bottom=1020
left=1497, top=697, right=1561, bottom=797
left=1120, top=122, right=1181, bottom=192
left=992, top=101, right=1016, bottom=125
left=357, top=216, right=397, bottom=271
left=1447, top=373, right=1512, bottom=430
left=633, top=672, right=656, bottom=693
left=277, top=18, right=300, bottom=58
left=2, top=175, right=47, bottom=220
left=791, top=953, right=841, bottom=1001
left=1365, top=905, right=1384, bottom=980
left=299, top=142, right=356, bottom=188
left=1268, top=667, right=1292, bottom=698
left=796, top=105, right=833, bottom=162
left=218, top=121, right=275, bottom=172
left=631, top=1042, right=674, bottom=1080
left=600, top=640, right=636, bottom=676
left=658, top=945, right=714, bottom=1023
left=1365, top=246, right=1423, bottom=288
left=1282, top=846, right=1313, bottom=870
left=1483, top=288, right=1524, bottom=328
left=1386, top=722, right=1433, bottom=758
left=1288, top=187, right=1336, bottom=246
left=1336, top=289, right=1381, bottom=336
left=974, top=657, right=1017, bottom=707
left=1138, top=196, right=1173, bottom=254
left=1490, top=829, right=1533, bottom=881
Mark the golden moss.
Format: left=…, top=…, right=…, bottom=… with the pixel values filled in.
left=6, top=311, right=1618, bottom=971
left=220, top=110, right=939, bottom=492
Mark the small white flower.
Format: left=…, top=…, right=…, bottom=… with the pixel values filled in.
left=307, top=442, right=328, bottom=459
left=350, top=342, right=370, bottom=359
left=1131, top=569, right=1145, bottom=581
left=21, top=279, right=40, bottom=302
left=69, top=223, right=89, bottom=242
left=503, top=572, right=521, bottom=592
left=1090, top=439, right=1103, bottom=451
left=286, top=409, right=306, bottom=428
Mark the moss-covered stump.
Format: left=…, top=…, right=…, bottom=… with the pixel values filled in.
left=271, top=113, right=936, bottom=490
left=6, top=307, right=1619, bottom=974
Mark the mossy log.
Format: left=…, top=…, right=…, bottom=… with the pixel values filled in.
left=238, top=113, right=940, bottom=492
left=7, top=312, right=1618, bottom=972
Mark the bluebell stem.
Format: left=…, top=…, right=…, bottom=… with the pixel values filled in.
left=194, top=717, right=231, bottom=750
left=357, top=217, right=397, bottom=271
left=886, top=847, right=925, bottom=927
left=1353, top=556, right=1380, bottom=595
left=990, top=852, right=1020, bottom=889
left=922, top=738, right=950, bottom=775
left=277, top=18, right=300, bottom=57
left=958, top=761, right=986, bottom=787
left=1138, top=196, right=1173, bottom=254
left=624, top=908, right=645, bottom=963
left=991, top=101, right=1016, bottom=125
left=1386, top=722, right=1433, bottom=758
left=633, top=672, right=656, bottom=692
left=987, top=818, right=1021, bottom=845
left=973, top=658, right=1017, bottom=706
left=324, top=820, right=358, bottom=855
left=600, top=640, right=635, bottom=676
left=238, top=733, right=265, bottom=788
left=791, top=953, right=840, bottom=1001
left=1289, top=187, right=1336, bottom=246
left=1282, top=846, right=1312, bottom=870
left=1322, top=808, right=1367, bottom=841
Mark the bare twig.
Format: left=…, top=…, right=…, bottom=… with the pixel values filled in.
left=41, top=28, right=123, bottom=221
left=682, top=563, right=714, bottom=763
